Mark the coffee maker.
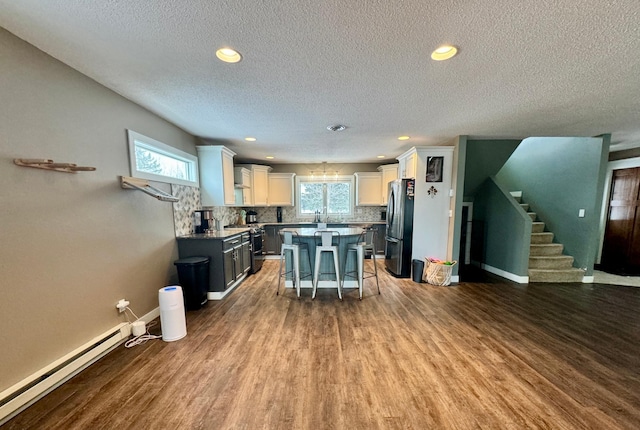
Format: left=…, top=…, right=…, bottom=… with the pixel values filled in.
left=193, top=210, right=213, bottom=234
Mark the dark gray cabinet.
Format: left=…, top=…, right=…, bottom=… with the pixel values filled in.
left=223, top=233, right=250, bottom=288
left=177, top=231, right=250, bottom=294
left=374, top=224, right=386, bottom=255
left=223, top=245, right=235, bottom=289
left=240, top=234, right=251, bottom=274
left=264, top=225, right=282, bottom=255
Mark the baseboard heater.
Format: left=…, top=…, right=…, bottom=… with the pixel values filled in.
left=0, top=323, right=130, bottom=425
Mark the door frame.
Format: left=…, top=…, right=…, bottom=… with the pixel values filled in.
left=597, top=156, right=640, bottom=263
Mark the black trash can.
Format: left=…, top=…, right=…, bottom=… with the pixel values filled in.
left=174, top=256, right=210, bottom=310
left=412, top=259, right=424, bottom=283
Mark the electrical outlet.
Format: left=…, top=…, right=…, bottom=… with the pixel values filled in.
left=116, top=299, right=130, bottom=313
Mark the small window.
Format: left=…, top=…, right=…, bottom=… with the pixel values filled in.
left=127, top=130, right=199, bottom=187
left=296, top=176, right=353, bottom=218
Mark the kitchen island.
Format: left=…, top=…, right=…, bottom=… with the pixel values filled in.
left=263, top=221, right=386, bottom=258
left=278, top=226, right=366, bottom=291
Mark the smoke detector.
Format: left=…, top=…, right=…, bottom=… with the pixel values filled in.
left=326, top=124, right=347, bottom=132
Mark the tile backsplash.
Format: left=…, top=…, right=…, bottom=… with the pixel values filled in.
left=171, top=185, right=241, bottom=236
left=248, top=205, right=386, bottom=223
left=171, top=185, right=385, bottom=236
left=171, top=184, right=200, bottom=236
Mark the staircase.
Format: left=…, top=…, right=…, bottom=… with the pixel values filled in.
left=514, top=193, right=585, bottom=283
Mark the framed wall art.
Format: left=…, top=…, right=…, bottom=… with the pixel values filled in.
left=426, top=156, right=443, bottom=182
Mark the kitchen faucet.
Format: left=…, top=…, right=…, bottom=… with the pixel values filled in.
left=313, top=208, right=329, bottom=223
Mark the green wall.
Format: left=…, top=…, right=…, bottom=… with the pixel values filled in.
left=474, top=177, right=532, bottom=276
left=464, top=139, right=522, bottom=199
left=495, top=137, right=608, bottom=274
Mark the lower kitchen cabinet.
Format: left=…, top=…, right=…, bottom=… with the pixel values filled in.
left=223, top=233, right=251, bottom=288
left=374, top=224, right=386, bottom=255
left=223, top=245, right=235, bottom=289
left=240, top=234, right=251, bottom=274
left=177, top=231, right=251, bottom=300
left=264, top=225, right=282, bottom=255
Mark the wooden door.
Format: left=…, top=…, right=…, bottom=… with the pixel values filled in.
left=602, top=167, right=640, bottom=274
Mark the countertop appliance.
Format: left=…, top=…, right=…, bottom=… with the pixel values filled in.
left=193, top=210, right=213, bottom=234
left=385, top=179, right=415, bottom=277
left=246, top=210, right=258, bottom=224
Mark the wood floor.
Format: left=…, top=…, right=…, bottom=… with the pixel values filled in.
left=5, top=261, right=640, bottom=429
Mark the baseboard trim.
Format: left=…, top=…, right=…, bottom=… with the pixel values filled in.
left=0, top=323, right=129, bottom=425
left=0, top=305, right=161, bottom=426
left=207, top=273, right=246, bottom=300
left=481, top=263, right=529, bottom=284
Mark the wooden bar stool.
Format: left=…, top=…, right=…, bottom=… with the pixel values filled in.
left=312, top=230, right=342, bottom=300
left=276, top=231, right=311, bottom=298
left=343, top=228, right=380, bottom=299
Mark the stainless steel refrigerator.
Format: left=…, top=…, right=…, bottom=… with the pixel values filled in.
left=385, top=178, right=415, bottom=277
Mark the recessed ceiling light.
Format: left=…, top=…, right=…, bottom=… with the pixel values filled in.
left=377, top=155, right=385, bottom=159
left=266, top=156, right=274, bottom=159
left=216, top=48, right=242, bottom=63
left=431, top=45, right=458, bottom=61
left=327, top=124, right=347, bottom=132
left=397, top=136, right=410, bottom=141
left=244, top=137, right=256, bottom=142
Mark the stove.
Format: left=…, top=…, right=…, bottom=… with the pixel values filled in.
left=248, top=226, right=264, bottom=274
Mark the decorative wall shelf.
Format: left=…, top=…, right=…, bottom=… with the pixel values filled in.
left=120, top=176, right=179, bottom=202
left=14, top=158, right=96, bottom=173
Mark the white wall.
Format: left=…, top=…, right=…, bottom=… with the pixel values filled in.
left=0, top=28, right=197, bottom=391
left=410, top=147, right=455, bottom=262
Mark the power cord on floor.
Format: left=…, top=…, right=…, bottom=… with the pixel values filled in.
left=123, top=306, right=162, bottom=348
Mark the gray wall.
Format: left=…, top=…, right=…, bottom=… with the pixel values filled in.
left=0, top=28, right=197, bottom=391
left=495, top=136, right=608, bottom=274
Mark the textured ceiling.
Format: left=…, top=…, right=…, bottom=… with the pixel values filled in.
left=2, top=0, right=640, bottom=163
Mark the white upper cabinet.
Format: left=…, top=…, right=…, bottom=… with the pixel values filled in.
left=237, top=164, right=272, bottom=206
left=397, top=149, right=418, bottom=179
left=197, top=145, right=236, bottom=206
left=378, top=164, right=399, bottom=205
left=268, top=173, right=296, bottom=206
left=354, top=172, right=383, bottom=206
left=234, top=167, right=251, bottom=206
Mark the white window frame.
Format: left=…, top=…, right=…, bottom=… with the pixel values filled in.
left=295, top=175, right=354, bottom=219
left=127, top=130, right=199, bottom=187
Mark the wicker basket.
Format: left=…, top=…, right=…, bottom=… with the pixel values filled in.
left=424, top=259, right=457, bottom=286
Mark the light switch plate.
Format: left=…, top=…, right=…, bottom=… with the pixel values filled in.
left=578, top=209, right=585, bottom=218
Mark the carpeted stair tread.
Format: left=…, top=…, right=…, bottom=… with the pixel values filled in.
left=531, top=232, right=554, bottom=244
left=532, top=222, right=545, bottom=233
left=530, top=243, right=564, bottom=256
left=529, top=255, right=574, bottom=269
left=528, top=268, right=585, bottom=283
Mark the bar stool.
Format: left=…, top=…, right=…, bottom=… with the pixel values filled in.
left=276, top=231, right=311, bottom=298
left=312, top=230, right=342, bottom=300
left=343, top=228, right=380, bottom=300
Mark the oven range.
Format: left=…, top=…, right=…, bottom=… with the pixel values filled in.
left=248, top=226, right=264, bottom=274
